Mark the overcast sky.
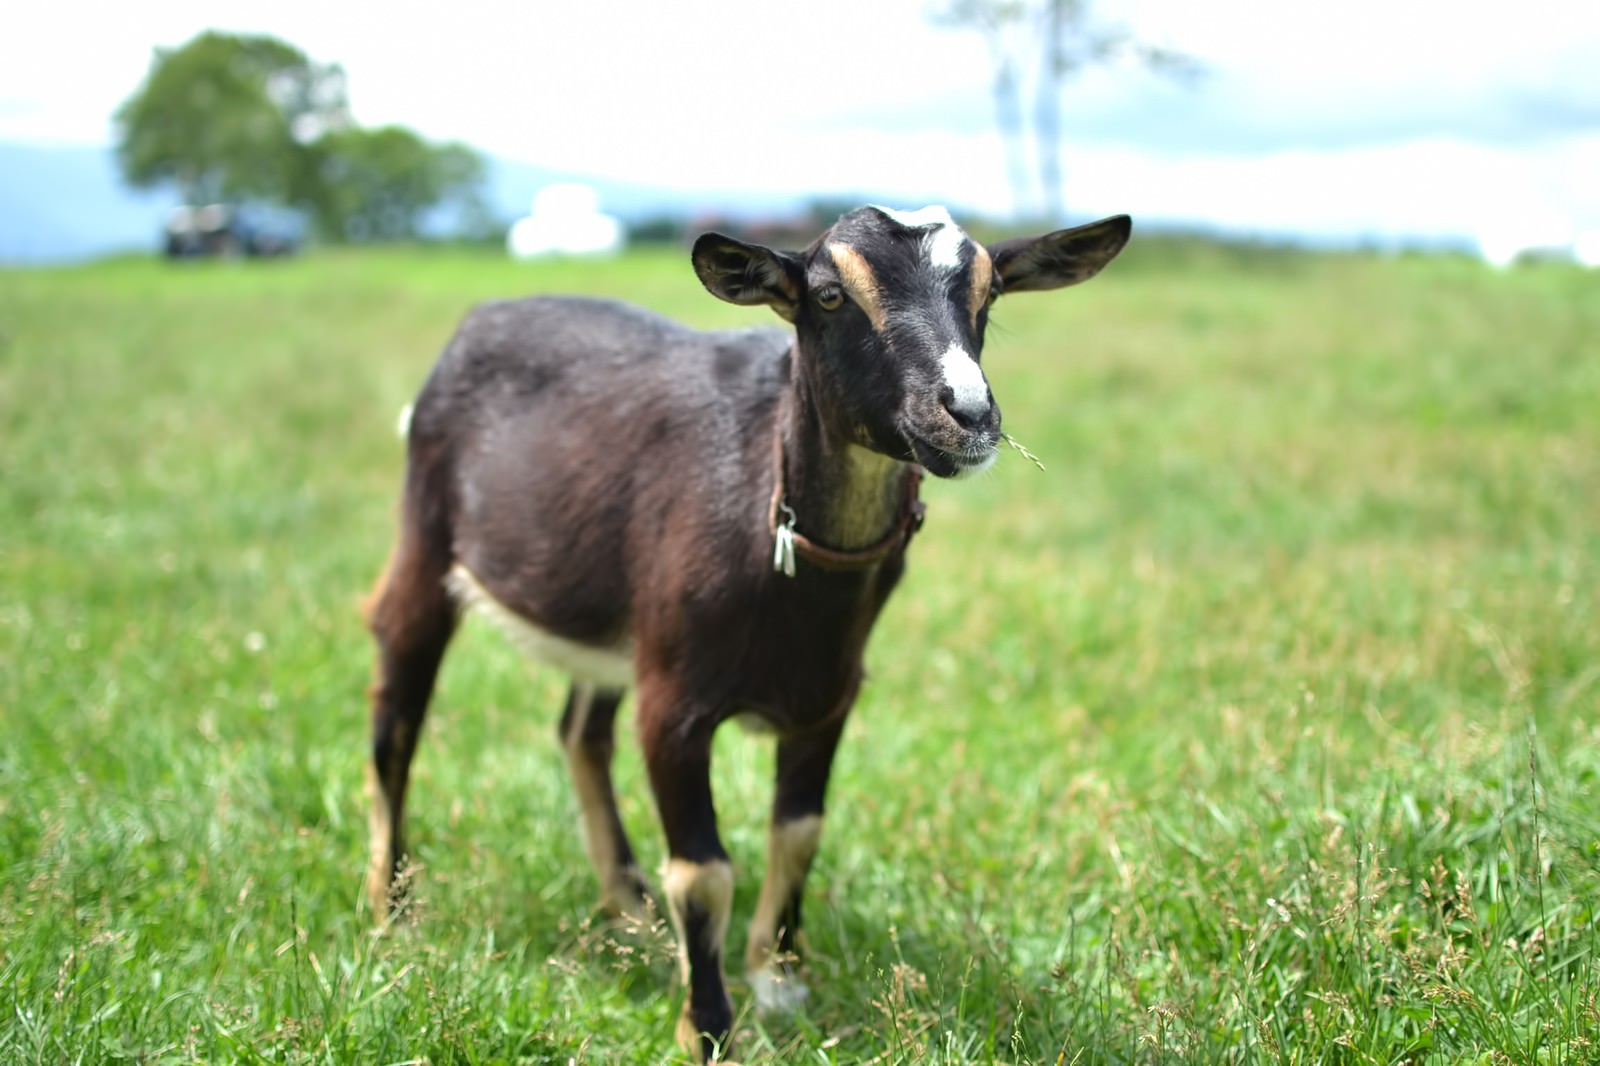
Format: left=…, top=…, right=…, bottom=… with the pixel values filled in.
left=3, top=0, right=1597, bottom=242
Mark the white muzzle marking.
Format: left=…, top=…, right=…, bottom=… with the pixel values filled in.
left=939, top=344, right=990, bottom=419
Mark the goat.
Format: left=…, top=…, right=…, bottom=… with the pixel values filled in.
left=363, top=204, right=1131, bottom=1059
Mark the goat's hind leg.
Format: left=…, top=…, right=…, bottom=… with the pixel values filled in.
left=364, top=533, right=456, bottom=918
left=558, top=683, right=652, bottom=917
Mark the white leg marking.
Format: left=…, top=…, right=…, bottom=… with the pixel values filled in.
left=365, top=762, right=396, bottom=916
left=664, top=857, right=735, bottom=1052
left=750, top=965, right=811, bottom=1013
left=664, top=859, right=735, bottom=977
left=746, top=814, right=823, bottom=1014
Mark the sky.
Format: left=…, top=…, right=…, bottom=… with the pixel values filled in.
left=3, top=0, right=1598, bottom=245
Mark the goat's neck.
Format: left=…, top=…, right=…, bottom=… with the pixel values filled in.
left=778, top=379, right=908, bottom=552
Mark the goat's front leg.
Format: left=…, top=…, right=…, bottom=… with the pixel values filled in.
left=746, top=714, right=846, bottom=1014
left=640, top=690, right=733, bottom=1061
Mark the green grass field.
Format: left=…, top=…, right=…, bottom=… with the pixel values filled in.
left=2, top=238, right=1597, bottom=1064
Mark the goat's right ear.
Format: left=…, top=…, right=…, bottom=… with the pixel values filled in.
left=988, top=214, right=1132, bottom=293
left=691, top=234, right=804, bottom=322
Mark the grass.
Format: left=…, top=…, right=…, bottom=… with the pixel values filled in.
left=1, top=237, right=1597, bottom=1064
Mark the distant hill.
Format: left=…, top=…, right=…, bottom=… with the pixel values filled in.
left=8, top=141, right=1455, bottom=265
left=0, top=144, right=178, bottom=263
left=0, top=141, right=809, bottom=264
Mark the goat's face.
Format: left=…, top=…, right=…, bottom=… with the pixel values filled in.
left=692, top=206, right=1131, bottom=479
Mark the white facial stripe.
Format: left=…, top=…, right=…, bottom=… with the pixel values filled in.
left=873, top=204, right=969, bottom=271
left=939, top=344, right=989, bottom=415
left=927, top=223, right=966, bottom=269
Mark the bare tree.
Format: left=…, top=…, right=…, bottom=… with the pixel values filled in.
left=929, top=0, right=1034, bottom=220
left=932, top=0, right=1202, bottom=221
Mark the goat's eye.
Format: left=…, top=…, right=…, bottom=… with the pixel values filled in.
left=986, top=281, right=1002, bottom=307
left=815, top=285, right=845, bottom=311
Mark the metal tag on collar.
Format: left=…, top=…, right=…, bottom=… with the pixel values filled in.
left=773, top=500, right=798, bottom=578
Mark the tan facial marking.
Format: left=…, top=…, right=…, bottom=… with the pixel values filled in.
left=968, top=243, right=994, bottom=328
left=826, top=242, right=888, bottom=332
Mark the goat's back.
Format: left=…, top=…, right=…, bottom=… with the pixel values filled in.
left=406, top=295, right=791, bottom=645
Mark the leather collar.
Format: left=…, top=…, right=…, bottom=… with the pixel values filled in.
left=768, top=430, right=925, bottom=575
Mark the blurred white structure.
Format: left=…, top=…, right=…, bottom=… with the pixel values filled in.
left=1474, top=208, right=1577, bottom=268
left=1574, top=230, right=1600, bottom=268
left=507, top=183, right=624, bottom=259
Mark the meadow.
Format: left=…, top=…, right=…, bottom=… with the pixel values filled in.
left=1, top=233, right=1597, bottom=1064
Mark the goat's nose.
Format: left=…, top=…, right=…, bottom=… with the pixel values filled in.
left=937, top=345, right=993, bottom=429
left=940, top=386, right=993, bottom=430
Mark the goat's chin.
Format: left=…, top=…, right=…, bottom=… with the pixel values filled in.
left=947, top=449, right=998, bottom=479
left=904, top=433, right=998, bottom=479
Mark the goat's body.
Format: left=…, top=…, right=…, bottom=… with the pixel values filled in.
left=402, top=296, right=905, bottom=731
left=364, top=206, right=1131, bottom=1060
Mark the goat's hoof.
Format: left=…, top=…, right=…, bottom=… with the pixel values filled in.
left=748, top=965, right=810, bottom=1014
left=599, top=868, right=656, bottom=923
left=597, top=895, right=646, bottom=923
left=676, top=999, right=733, bottom=1062
left=365, top=886, right=389, bottom=923
left=365, top=876, right=406, bottom=926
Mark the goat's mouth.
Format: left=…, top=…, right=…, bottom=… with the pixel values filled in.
left=903, top=432, right=998, bottom=480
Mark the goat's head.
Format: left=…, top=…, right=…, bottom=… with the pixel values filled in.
left=692, top=206, right=1130, bottom=479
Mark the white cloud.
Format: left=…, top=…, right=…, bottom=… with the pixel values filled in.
left=1072, top=134, right=1600, bottom=241
left=3, top=0, right=1597, bottom=241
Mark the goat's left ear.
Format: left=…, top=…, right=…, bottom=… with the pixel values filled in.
left=691, top=233, right=805, bottom=322
left=988, top=214, right=1132, bottom=293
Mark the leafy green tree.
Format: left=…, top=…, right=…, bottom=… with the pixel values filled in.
left=114, top=31, right=348, bottom=206
left=307, top=125, right=486, bottom=242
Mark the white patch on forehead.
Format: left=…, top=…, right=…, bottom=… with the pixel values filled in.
left=926, top=224, right=967, bottom=269
left=876, top=204, right=955, bottom=229
left=939, top=343, right=990, bottom=417
left=873, top=204, right=969, bottom=270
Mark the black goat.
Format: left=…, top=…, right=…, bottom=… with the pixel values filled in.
left=364, top=204, right=1131, bottom=1058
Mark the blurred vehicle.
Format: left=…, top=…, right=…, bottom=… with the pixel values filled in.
left=164, top=203, right=304, bottom=258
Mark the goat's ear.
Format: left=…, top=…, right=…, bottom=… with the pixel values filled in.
left=691, top=233, right=804, bottom=321
left=988, top=214, right=1132, bottom=293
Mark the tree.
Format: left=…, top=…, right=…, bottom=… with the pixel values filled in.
left=115, top=32, right=486, bottom=244
left=931, top=0, right=1201, bottom=221
left=930, top=1, right=1033, bottom=222
left=307, top=126, right=486, bottom=242
left=114, top=31, right=348, bottom=207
